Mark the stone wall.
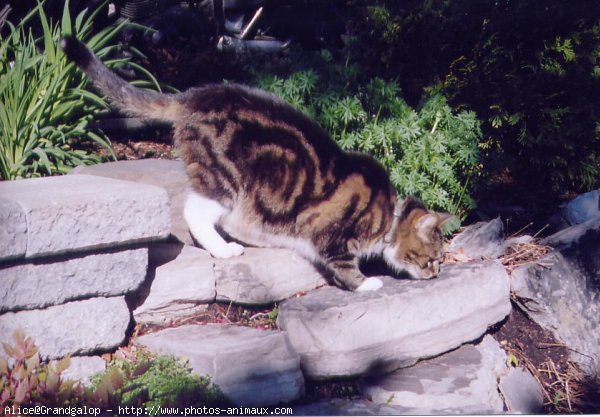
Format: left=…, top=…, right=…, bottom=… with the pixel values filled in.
left=2, top=159, right=574, bottom=412
left=0, top=174, right=170, bottom=359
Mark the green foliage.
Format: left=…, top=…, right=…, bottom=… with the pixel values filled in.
left=0, top=1, right=158, bottom=180
left=347, top=0, right=600, bottom=199
left=91, top=351, right=226, bottom=408
left=256, top=63, right=481, bottom=219
left=1, top=329, right=225, bottom=409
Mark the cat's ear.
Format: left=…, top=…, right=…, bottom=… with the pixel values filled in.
left=414, top=214, right=438, bottom=239
left=436, top=212, right=455, bottom=227
left=414, top=212, right=456, bottom=241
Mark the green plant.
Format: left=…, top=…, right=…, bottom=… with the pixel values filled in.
left=256, top=66, right=481, bottom=220
left=1, top=329, right=225, bottom=409
left=346, top=0, right=600, bottom=204
left=91, top=350, right=226, bottom=408
left=0, top=1, right=158, bottom=180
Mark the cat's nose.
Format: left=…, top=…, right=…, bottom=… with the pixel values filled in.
left=422, top=260, right=440, bottom=278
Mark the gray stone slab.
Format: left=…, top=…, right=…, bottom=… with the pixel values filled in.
left=0, top=175, right=170, bottom=258
left=499, top=366, right=544, bottom=413
left=293, top=399, right=423, bottom=416
left=0, top=198, right=27, bottom=262
left=62, top=356, right=106, bottom=386
left=512, top=219, right=600, bottom=378
left=215, top=248, right=326, bottom=305
left=364, top=335, right=506, bottom=413
left=448, top=217, right=505, bottom=259
left=0, top=247, right=147, bottom=313
left=0, top=296, right=130, bottom=359
left=136, top=324, right=304, bottom=406
left=134, top=243, right=216, bottom=324
left=71, top=159, right=191, bottom=244
left=277, top=261, right=511, bottom=379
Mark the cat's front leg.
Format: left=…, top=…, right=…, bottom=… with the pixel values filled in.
left=324, top=254, right=383, bottom=292
left=184, top=192, right=244, bottom=258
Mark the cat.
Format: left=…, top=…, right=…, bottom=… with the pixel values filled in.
left=60, top=36, right=452, bottom=291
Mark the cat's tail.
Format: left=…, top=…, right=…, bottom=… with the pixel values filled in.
left=60, top=35, right=183, bottom=122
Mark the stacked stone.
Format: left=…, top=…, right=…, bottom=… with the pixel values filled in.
left=0, top=174, right=171, bottom=360
left=3, top=160, right=562, bottom=411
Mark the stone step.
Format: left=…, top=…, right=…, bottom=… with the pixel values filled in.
left=363, top=335, right=506, bottom=413
left=133, top=243, right=216, bottom=324
left=277, top=261, right=511, bottom=379
left=136, top=324, right=304, bottom=406
left=0, top=198, right=27, bottom=261
left=0, top=296, right=130, bottom=360
left=1, top=247, right=147, bottom=313
left=71, top=159, right=191, bottom=244
left=512, top=216, right=600, bottom=379
left=0, top=174, right=170, bottom=261
left=215, top=247, right=326, bottom=305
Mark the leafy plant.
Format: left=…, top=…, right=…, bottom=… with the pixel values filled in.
left=1, top=329, right=225, bottom=409
left=91, top=351, right=226, bottom=408
left=346, top=0, right=600, bottom=204
left=0, top=328, right=80, bottom=406
left=0, top=1, right=158, bottom=180
left=256, top=64, right=481, bottom=219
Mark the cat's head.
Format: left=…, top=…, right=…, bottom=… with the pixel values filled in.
left=382, top=198, right=452, bottom=279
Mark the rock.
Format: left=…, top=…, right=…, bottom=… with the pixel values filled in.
left=0, top=198, right=27, bottom=262
left=133, top=243, right=215, bottom=324
left=0, top=247, right=147, bottom=313
left=448, top=217, right=505, bottom=259
left=364, top=335, right=506, bottom=413
left=499, top=367, right=544, bottom=413
left=0, top=175, right=170, bottom=258
left=562, top=188, right=600, bottom=225
left=214, top=248, right=326, bottom=305
left=541, top=216, right=600, bottom=249
left=0, top=297, right=130, bottom=360
left=293, top=398, right=421, bottom=415
left=511, top=218, right=600, bottom=378
left=62, top=356, right=106, bottom=386
left=71, top=159, right=191, bottom=244
left=277, top=261, right=511, bottom=379
left=136, top=324, right=304, bottom=406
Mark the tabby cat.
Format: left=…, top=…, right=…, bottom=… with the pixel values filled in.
left=60, top=36, right=451, bottom=291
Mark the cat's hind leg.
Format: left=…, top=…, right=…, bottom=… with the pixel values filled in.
left=183, top=192, right=244, bottom=258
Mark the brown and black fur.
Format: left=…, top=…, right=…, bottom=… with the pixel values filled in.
left=60, top=36, right=449, bottom=291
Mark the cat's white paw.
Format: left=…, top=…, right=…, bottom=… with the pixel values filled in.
left=211, top=242, right=245, bottom=258
left=355, top=277, right=383, bottom=292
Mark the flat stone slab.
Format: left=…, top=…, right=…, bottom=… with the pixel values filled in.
left=0, top=174, right=170, bottom=259
left=215, top=248, right=326, bottom=305
left=364, top=335, right=506, bottom=413
left=72, top=159, right=191, bottom=244
left=0, top=198, right=27, bottom=261
left=499, top=366, right=544, bottom=413
left=277, top=261, right=511, bottom=379
left=0, top=296, right=130, bottom=360
left=293, top=399, right=422, bottom=415
left=136, top=324, right=304, bottom=406
left=134, top=243, right=216, bottom=324
left=0, top=247, right=147, bottom=313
